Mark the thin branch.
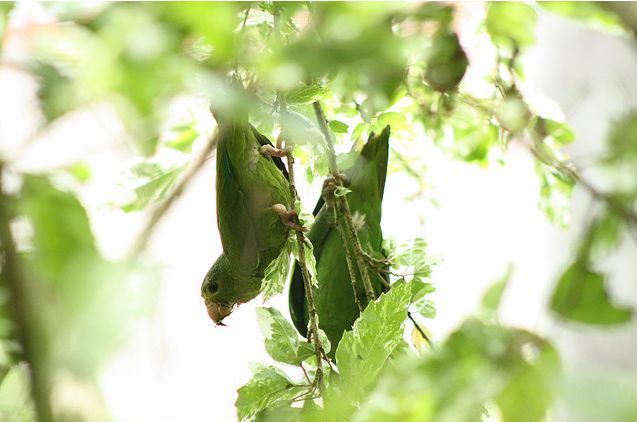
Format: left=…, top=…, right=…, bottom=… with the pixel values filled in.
left=285, top=151, right=325, bottom=392
left=312, top=100, right=377, bottom=303
left=278, top=92, right=326, bottom=392
left=529, top=142, right=637, bottom=230
left=408, top=311, right=434, bottom=349
left=336, top=196, right=376, bottom=302
left=127, top=134, right=218, bottom=259
left=327, top=192, right=363, bottom=312
left=0, top=163, right=54, bottom=422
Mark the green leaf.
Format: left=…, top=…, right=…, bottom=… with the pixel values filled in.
left=335, top=282, right=411, bottom=397
left=121, top=164, right=185, bottom=212
left=351, top=319, right=560, bottom=422
left=391, top=237, right=434, bottom=279
left=236, top=364, right=303, bottom=422
left=410, top=280, right=436, bottom=318
left=495, top=96, right=531, bottom=134
left=164, top=124, right=198, bottom=153
left=497, top=337, right=561, bottom=422
left=288, top=84, right=330, bottom=104
left=540, top=2, right=627, bottom=34
left=486, top=3, right=537, bottom=50
left=63, top=162, right=92, bottom=183
left=261, top=239, right=294, bottom=301
left=481, top=264, right=512, bottom=313
left=290, top=238, right=319, bottom=288
left=334, top=186, right=352, bottom=197
left=550, top=261, right=633, bottom=325
left=20, top=175, right=99, bottom=283
left=280, top=110, right=324, bottom=147
left=256, top=308, right=314, bottom=365
left=328, top=120, right=349, bottom=134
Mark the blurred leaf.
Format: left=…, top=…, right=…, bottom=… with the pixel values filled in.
left=550, top=260, right=633, bottom=325
left=20, top=175, right=99, bottom=283
left=424, top=29, right=468, bottom=93
left=540, top=2, right=627, bottom=34
left=352, top=319, right=560, bottom=422
left=122, top=164, right=185, bottom=212
left=495, top=96, right=530, bottom=134
left=606, top=112, right=637, bottom=161
left=0, top=365, right=35, bottom=421
left=236, top=364, right=304, bottom=422
left=328, top=120, right=349, bottom=134
left=63, top=162, right=92, bottom=183
left=587, top=210, right=625, bottom=256
left=280, top=110, right=324, bottom=147
left=164, top=124, right=198, bottom=153
left=560, top=371, right=637, bottom=422
left=155, top=2, right=240, bottom=64
left=288, top=84, right=330, bottom=104
left=535, top=163, right=575, bottom=226
left=486, top=3, right=537, bottom=50
left=31, top=62, right=77, bottom=122
left=481, top=264, right=512, bottom=313
left=256, top=307, right=314, bottom=365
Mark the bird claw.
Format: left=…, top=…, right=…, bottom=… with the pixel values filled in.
left=260, top=144, right=290, bottom=158
left=273, top=204, right=309, bottom=232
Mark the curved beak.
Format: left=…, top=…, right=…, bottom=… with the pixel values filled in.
left=206, top=302, right=233, bottom=325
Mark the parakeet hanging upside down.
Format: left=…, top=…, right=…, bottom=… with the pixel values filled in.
left=201, top=114, right=293, bottom=324
left=289, top=126, right=390, bottom=353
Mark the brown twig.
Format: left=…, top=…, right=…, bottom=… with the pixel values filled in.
left=127, top=134, right=218, bottom=259
left=285, top=151, right=325, bottom=393
left=278, top=92, right=326, bottom=392
left=312, top=100, right=378, bottom=303
left=0, top=163, right=54, bottom=422
left=326, top=192, right=363, bottom=312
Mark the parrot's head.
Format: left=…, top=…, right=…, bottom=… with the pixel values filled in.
left=201, top=254, right=262, bottom=325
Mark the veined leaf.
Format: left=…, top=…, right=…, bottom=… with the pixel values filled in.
left=236, top=364, right=304, bottom=421
left=256, top=307, right=314, bottom=365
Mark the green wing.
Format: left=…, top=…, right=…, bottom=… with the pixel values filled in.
left=289, top=126, right=390, bottom=351
left=216, top=127, right=260, bottom=273
left=216, top=119, right=292, bottom=277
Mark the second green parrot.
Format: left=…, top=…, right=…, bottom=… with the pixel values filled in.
left=289, top=126, right=390, bottom=353
left=201, top=113, right=293, bottom=324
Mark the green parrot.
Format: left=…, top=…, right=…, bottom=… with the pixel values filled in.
left=201, top=113, right=293, bottom=324
left=289, top=126, right=390, bottom=353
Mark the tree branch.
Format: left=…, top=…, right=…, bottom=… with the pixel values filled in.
left=0, top=163, right=54, bottom=422
left=278, top=91, right=326, bottom=392
left=127, top=134, right=218, bottom=259
left=312, top=100, right=378, bottom=303
left=284, top=150, right=325, bottom=391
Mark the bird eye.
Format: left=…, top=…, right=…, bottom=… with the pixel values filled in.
left=207, top=281, right=219, bottom=294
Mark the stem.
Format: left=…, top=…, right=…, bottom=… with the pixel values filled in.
left=0, top=164, right=54, bottom=422
left=312, top=102, right=339, bottom=175
left=312, top=100, right=378, bottom=303
left=529, top=143, right=637, bottom=230
left=337, top=197, right=376, bottom=302
left=127, top=133, right=218, bottom=259
left=329, top=197, right=363, bottom=312
left=408, top=311, right=434, bottom=348
left=278, top=92, right=325, bottom=390
left=285, top=152, right=324, bottom=391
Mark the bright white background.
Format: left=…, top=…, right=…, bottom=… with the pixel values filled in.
left=1, top=4, right=636, bottom=421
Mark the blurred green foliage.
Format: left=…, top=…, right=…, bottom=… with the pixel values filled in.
left=0, top=1, right=636, bottom=421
